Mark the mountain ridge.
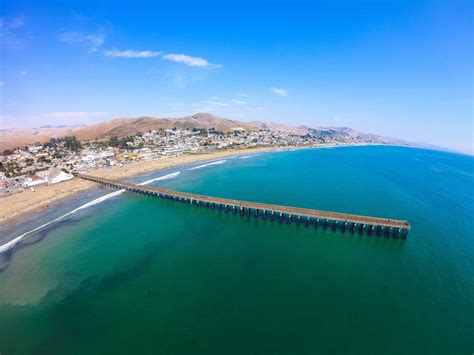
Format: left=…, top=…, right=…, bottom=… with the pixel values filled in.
left=0, top=112, right=428, bottom=151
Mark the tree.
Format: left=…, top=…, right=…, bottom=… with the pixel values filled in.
left=108, top=136, right=119, bottom=147
left=64, top=136, right=82, bottom=151
left=52, top=151, right=63, bottom=159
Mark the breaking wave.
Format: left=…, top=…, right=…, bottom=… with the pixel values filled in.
left=0, top=171, right=181, bottom=254
left=188, top=160, right=226, bottom=170
left=138, top=171, right=181, bottom=185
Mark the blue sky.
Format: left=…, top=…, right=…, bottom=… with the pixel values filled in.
left=1, top=0, right=472, bottom=153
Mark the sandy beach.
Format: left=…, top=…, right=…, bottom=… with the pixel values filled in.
left=0, top=146, right=287, bottom=226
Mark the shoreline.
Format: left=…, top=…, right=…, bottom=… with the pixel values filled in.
left=0, top=143, right=440, bottom=253
left=0, top=142, right=409, bottom=228
left=0, top=145, right=291, bottom=227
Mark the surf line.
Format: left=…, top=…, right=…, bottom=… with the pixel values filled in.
left=0, top=171, right=181, bottom=254
left=188, top=160, right=226, bottom=170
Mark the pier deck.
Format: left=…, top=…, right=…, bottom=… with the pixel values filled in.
left=79, top=174, right=411, bottom=238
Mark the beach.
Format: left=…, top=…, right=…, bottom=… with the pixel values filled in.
left=0, top=146, right=286, bottom=226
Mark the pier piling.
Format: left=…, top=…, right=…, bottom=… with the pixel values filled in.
left=79, top=174, right=411, bottom=238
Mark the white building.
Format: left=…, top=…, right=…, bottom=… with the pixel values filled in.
left=23, top=175, right=48, bottom=188
left=38, top=168, right=74, bottom=184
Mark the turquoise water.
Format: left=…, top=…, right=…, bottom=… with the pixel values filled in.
left=0, top=146, right=473, bottom=354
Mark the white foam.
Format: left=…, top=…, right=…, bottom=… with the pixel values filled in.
left=138, top=171, right=180, bottom=185
left=188, top=160, right=226, bottom=170
left=0, top=171, right=181, bottom=254
left=0, top=190, right=125, bottom=254
left=239, top=155, right=254, bottom=159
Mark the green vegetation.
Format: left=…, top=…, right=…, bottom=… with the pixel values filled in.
left=108, top=136, right=135, bottom=149
left=63, top=136, right=82, bottom=151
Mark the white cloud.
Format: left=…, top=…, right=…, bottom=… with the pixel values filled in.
left=163, top=53, right=222, bottom=69
left=200, top=100, right=227, bottom=106
left=271, top=87, right=288, bottom=97
left=0, top=82, right=4, bottom=87
left=103, top=49, right=161, bottom=58
left=20, top=70, right=28, bottom=76
left=237, top=92, right=249, bottom=97
left=256, top=106, right=264, bottom=110
left=333, top=116, right=344, bottom=122
left=58, top=31, right=105, bottom=51
left=232, top=100, right=248, bottom=105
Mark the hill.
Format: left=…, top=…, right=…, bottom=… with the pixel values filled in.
left=0, top=112, right=410, bottom=151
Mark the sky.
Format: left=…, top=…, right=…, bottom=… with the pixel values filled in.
left=1, top=0, right=472, bottom=154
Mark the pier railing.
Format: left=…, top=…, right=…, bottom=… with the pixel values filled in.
left=78, top=174, right=411, bottom=238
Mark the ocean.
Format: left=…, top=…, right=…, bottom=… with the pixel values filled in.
left=0, top=146, right=473, bottom=354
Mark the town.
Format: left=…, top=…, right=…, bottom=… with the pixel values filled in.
left=0, top=127, right=370, bottom=197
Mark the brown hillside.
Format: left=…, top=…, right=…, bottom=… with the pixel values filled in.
left=0, top=113, right=393, bottom=151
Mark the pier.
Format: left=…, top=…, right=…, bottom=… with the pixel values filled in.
left=78, top=174, right=411, bottom=238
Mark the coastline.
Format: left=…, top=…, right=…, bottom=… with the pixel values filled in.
left=0, top=146, right=288, bottom=227
left=0, top=143, right=444, bottom=253
left=0, top=142, right=400, bottom=229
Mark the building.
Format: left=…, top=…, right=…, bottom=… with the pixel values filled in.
left=38, top=168, right=74, bottom=184
left=23, top=175, right=48, bottom=188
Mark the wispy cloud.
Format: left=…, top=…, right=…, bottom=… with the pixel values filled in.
left=0, top=82, right=4, bottom=87
left=232, top=99, right=247, bottom=105
left=193, top=98, right=229, bottom=113
left=201, top=100, right=227, bottom=106
left=163, top=53, right=222, bottom=69
left=101, top=48, right=222, bottom=79
left=103, top=49, right=161, bottom=58
left=58, top=31, right=105, bottom=51
left=271, top=87, right=288, bottom=97
left=20, top=70, right=28, bottom=76
left=236, top=92, right=249, bottom=97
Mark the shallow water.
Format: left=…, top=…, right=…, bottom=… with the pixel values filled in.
left=0, top=146, right=473, bottom=354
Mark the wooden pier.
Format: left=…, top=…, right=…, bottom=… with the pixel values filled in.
left=79, top=174, right=411, bottom=238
